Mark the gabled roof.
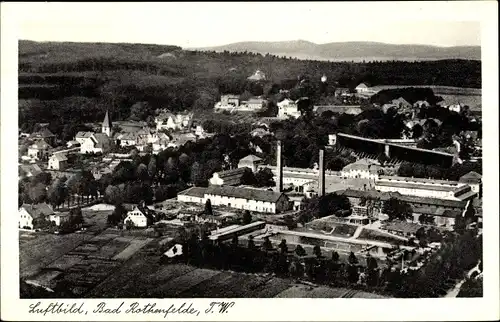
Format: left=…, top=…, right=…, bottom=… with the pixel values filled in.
left=391, top=97, right=411, bottom=107
left=356, top=83, right=369, bottom=88
left=239, top=154, right=263, bottom=163
left=30, top=139, right=52, bottom=150
left=92, top=133, right=111, bottom=149
left=212, top=167, right=250, bottom=186
left=459, top=171, right=482, bottom=183
left=205, top=185, right=285, bottom=203
left=382, top=221, right=424, bottom=235
left=178, top=187, right=207, bottom=198
left=32, top=127, right=55, bottom=138
left=342, top=159, right=381, bottom=172
left=51, top=153, right=68, bottom=162
left=20, top=203, right=54, bottom=219
left=75, top=131, right=93, bottom=139
left=128, top=205, right=155, bottom=222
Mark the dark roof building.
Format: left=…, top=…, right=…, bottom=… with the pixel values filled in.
left=205, top=186, right=285, bottom=203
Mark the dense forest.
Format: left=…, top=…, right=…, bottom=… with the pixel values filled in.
left=19, top=41, right=481, bottom=137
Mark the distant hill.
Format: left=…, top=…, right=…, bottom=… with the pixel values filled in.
left=192, top=40, right=481, bottom=62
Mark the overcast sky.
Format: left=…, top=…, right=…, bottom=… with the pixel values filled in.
left=8, top=2, right=482, bottom=48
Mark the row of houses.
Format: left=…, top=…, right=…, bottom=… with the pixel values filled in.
left=214, top=94, right=268, bottom=113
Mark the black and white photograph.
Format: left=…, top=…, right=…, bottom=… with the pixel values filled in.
left=1, top=1, right=499, bottom=321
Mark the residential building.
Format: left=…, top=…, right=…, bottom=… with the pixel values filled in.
left=247, top=70, right=266, bottom=81
left=27, top=139, right=52, bottom=160
left=340, top=159, right=382, bottom=180
left=19, top=203, right=54, bottom=230
left=47, top=153, right=68, bottom=170
left=238, top=154, right=264, bottom=172
left=220, top=94, right=240, bottom=107
left=245, top=98, right=267, bottom=111
left=381, top=221, right=424, bottom=238
left=80, top=133, right=112, bottom=154
left=116, top=132, right=138, bottom=147
left=209, top=167, right=252, bottom=186
left=19, top=164, right=42, bottom=179
left=355, top=83, right=370, bottom=94
left=277, top=99, right=301, bottom=119
left=66, top=140, right=80, bottom=148
left=391, top=97, right=412, bottom=110
left=251, top=127, right=272, bottom=138
left=75, top=131, right=94, bottom=145
left=459, top=171, right=482, bottom=196
left=48, top=213, right=70, bottom=227
left=31, top=127, right=56, bottom=146
left=155, top=112, right=193, bottom=131
left=124, top=205, right=156, bottom=228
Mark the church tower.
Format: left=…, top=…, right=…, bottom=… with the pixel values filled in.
left=102, top=110, right=112, bottom=137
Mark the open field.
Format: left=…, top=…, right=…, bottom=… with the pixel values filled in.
left=20, top=225, right=388, bottom=298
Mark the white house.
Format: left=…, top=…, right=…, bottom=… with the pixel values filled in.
left=245, top=98, right=267, bottom=111
left=156, top=112, right=192, bottom=131
left=27, top=139, right=52, bottom=160
left=341, top=159, right=382, bottom=180
left=209, top=167, right=251, bottom=186
left=80, top=133, right=112, bottom=154
left=47, top=153, right=68, bottom=170
left=459, top=171, right=482, bottom=195
left=48, top=213, right=70, bottom=227
left=124, top=205, right=155, bottom=228
left=117, top=132, right=138, bottom=147
left=19, top=203, right=54, bottom=230
left=277, top=99, right=301, bottom=119
left=355, top=83, right=370, bottom=94
left=75, top=131, right=94, bottom=145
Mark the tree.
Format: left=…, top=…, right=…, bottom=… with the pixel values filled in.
left=108, top=203, right=127, bottom=226
left=348, top=251, right=358, bottom=265
left=69, top=207, right=84, bottom=229
left=125, top=219, right=134, bottom=230
left=28, top=183, right=47, bottom=204
left=313, top=245, right=322, bottom=258
left=129, top=101, right=151, bottom=121
left=242, top=210, right=252, bottom=225
left=279, top=239, right=288, bottom=254
left=190, top=162, right=203, bottom=186
left=382, top=198, right=412, bottom=221
left=262, top=236, right=273, bottom=252
left=205, top=199, right=213, bottom=217
left=295, top=244, right=306, bottom=257
left=47, top=178, right=68, bottom=209
left=254, top=168, right=275, bottom=187
left=283, top=215, right=297, bottom=230
left=331, top=251, right=340, bottom=263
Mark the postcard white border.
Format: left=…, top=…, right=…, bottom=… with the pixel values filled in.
left=1, top=2, right=499, bottom=321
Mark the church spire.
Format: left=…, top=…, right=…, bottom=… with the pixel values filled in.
left=102, top=110, right=112, bottom=137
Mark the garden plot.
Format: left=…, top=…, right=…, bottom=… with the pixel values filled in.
left=250, top=277, right=292, bottom=298
left=97, top=239, right=131, bottom=259
left=147, top=268, right=220, bottom=297
left=112, top=238, right=152, bottom=261
left=47, top=254, right=85, bottom=270
left=175, top=272, right=231, bottom=298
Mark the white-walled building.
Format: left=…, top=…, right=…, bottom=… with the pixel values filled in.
left=124, top=205, right=155, bottom=228
left=341, top=159, right=382, bottom=180
left=155, top=112, right=193, bottom=131
left=177, top=186, right=291, bottom=214
left=47, top=153, right=68, bottom=170
left=374, top=175, right=477, bottom=201
left=80, top=133, right=112, bottom=154
left=19, top=203, right=54, bottom=230
left=75, top=132, right=94, bottom=145
left=355, top=83, right=370, bottom=94
left=459, top=171, right=482, bottom=196
left=277, top=99, right=301, bottom=119
left=238, top=155, right=264, bottom=172
left=27, top=139, right=52, bottom=160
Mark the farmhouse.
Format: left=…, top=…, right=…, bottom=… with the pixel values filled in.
left=19, top=203, right=54, bottom=230
left=75, top=131, right=94, bottom=145
left=31, top=127, right=56, bottom=146
left=124, top=205, right=156, bottom=228
left=355, top=83, right=370, bottom=94
left=47, top=153, right=68, bottom=170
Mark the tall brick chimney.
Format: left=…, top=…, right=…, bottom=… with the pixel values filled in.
left=318, top=149, right=325, bottom=197
left=276, top=140, right=283, bottom=192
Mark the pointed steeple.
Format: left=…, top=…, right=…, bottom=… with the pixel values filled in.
left=102, top=110, right=112, bottom=137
